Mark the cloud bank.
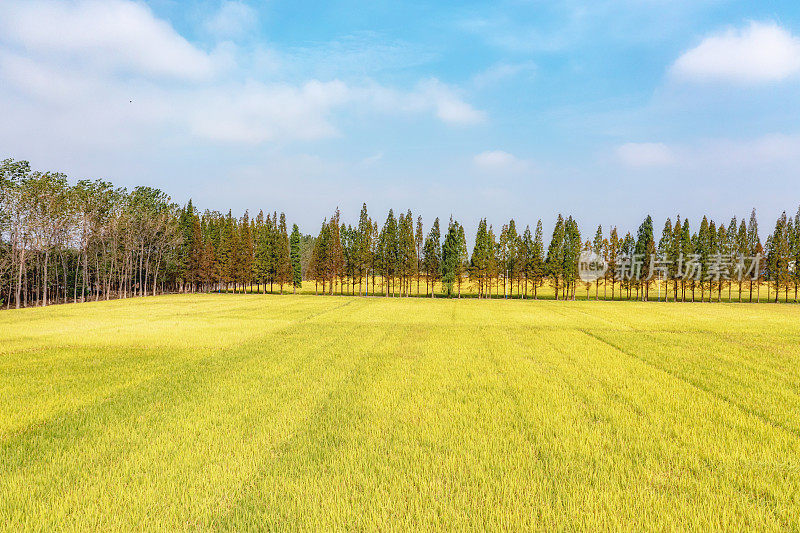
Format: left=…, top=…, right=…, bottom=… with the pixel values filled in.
left=0, top=0, right=484, bottom=149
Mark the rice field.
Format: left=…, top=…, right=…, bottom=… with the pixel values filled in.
left=1, top=294, right=799, bottom=530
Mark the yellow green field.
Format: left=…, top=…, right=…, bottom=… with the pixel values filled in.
left=2, top=295, right=800, bottom=530
left=231, top=278, right=788, bottom=304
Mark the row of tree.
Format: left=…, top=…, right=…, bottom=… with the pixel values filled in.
left=302, top=204, right=799, bottom=303
left=2, top=158, right=799, bottom=308
left=0, top=159, right=306, bottom=309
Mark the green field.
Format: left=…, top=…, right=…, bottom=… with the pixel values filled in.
left=2, top=295, right=800, bottom=530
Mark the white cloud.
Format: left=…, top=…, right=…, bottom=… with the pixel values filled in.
left=616, top=135, right=800, bottom=171
left=357, top=152, right=384, bottom=168
left=691, top=134, right=800, bottom=167
left=0, top=0, right=218, bottom=80
left=186, top=80, right=350, bottom=143
left=616, top=143, right=674, bottom=167
left=472, top=61, right=536, bottom=87
left=411, top=79, right=486, bottom=125
left=204, top=1, right=258, bottom=40
left=357, top=79, right=485, bottom=126
left=671, top=22, right=800, bottom=83
left=473, top=150, right=531, bottom=173
left=433, top=96, right=485, bottom=125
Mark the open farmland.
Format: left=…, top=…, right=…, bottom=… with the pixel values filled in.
left=2, top=294, right=799, bottom=530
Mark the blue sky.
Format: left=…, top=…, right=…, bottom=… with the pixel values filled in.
left=2, top=0, right=800, bottom=237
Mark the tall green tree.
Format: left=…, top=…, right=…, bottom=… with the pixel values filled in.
left=634, top=215, right=655, bottom=301
left=593, top=225, right=604, bottom=300
left=657, top=218, right=672, bottom=302
left=747, top=209, right=761, bottom=302
left=606, top=227, right=620, bottom=300
left=238, top=211, right=254, bottom=292
left=308, top=219, right=330, bottom=294
left=398, top=210, right=416, bottom=296
left=767, top=211, right=791, bottom=302
left=422, top=217, right=441, bottom=297
left=531, top=220, right=545, bottom=300
left=456, top=222, right=468, bottom=298
left=563, top=217, right=581, bottom=300
left=441, top=217, right=462, bottom=298
left=470, top=219, right=491, bottom=298
left=415, top=216, right=423, bottom=296
left=520, top=225, right=533, bottom=298
left=546, top=215, right=565, bottom=300
left=356, top=203, right=372, bottom=295
left=328, top=209, right=345, bottom=295
left=378, top=210, right=398, bottom=296
left=276, top=213, right=291, bottom=294
left=290, top=223, right=302, bottom=293
left=793, top=207, right=800, bottom=301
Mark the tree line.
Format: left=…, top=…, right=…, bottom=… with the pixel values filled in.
left=2, top=158, right=799, bottom=309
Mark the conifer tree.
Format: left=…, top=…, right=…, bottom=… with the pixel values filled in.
left=370, top=220, right=379, bottom=295
left=606, top=227, right=619, bottom=300
left=582, top=239, right=593, bottom=300
left=415, top=216, right=423, bottom=296
left=593, top=225, right=604, bottom=300
left=546, top=215, right=565, bottom=300
left=634, top=215, right=654, bottom=301
left=254, top=211, right=269, bottom=293
left=276, top=213, right=291, bottom=294
left=178, top=200, right=195, bottom=292
left=531, top=220, right=545, bottom=299
left=290, top=223, right=302, bottom=293
left=563, top=217, right=581, bottom=300
left=441, top=217, right=462, bottom=298
left=726, top=217, right=737, bottom=301
left=667, top=217, right=681, bottom=301
left=499, top=223, right=511, bottom=298
left=357, top=203, right=371, bottom=296
left=715, top=222, right=728, bottom=301
left=506, top=220, right=520, bottom=297
left=378, top=210, right=398, bottom=296
left=657, top=218, right=672, bottom=302
left=520, top=225, right=533, bottom=298
left=328, top=209, right=344, bottom=295
left=341, top=223, right=358, bottom=295
left=679, top=218, right=692, bottom=301
left=690, top=221, right=706, bottom=302
left=707, top=219, right=717, bottom=301
left=218, top=211, right=235, bottom=292
left=308, top=219, right=330, bottom=295
left=238, top=211, right=254, bottom=293
left=747, top=209, right=760, bottom=302
left=200, top=236, right=217, bottom=292
left=487, top=225, right=498, bottom=298
left=621, top=232, right=636, bottom=299
left=399, top=210, right=416, bottom=296
left=268, top=212, right=280, bottom=292
left=188, top=212, right=202, bottom=291
left=735, top=218, right=748, bottom=302
left=422, top=217, right=441, bottom=297
left=767, top=212, right=791, bottom=302
left=470, top=219, right=490, bottom=297
left=456, top=222, right=468, bottom=298
left=793, top=206, right=800, bottom=301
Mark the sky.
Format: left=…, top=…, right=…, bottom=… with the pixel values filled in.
left=1, top=0, right=800, bottom=238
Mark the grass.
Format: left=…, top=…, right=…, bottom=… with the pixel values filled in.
left=2, top=294, right=800, bottom=530
left=230, top=278, right=793, bottom=304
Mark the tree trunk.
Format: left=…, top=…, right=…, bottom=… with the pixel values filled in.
left=15, top=246, right=25, bottom=309
left=42, top=250, right=49, bottom=306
